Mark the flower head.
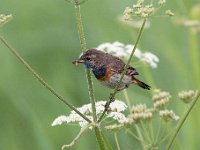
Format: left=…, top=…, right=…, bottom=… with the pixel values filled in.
left=178, top=90, right=197, bottom=103
left=52, top=100, right=128, bottom=128
left=159, top=109, right=179, bottom=121
left=123, top=0, right=173, bottom=19
left=96, top=41, right=159, bottom=69
left=165, top=10, right=174, bottom=16
left=141, top=52, right=159, bottom=68
left=0, top=14, right=12, bottom=27
left=158, top=0, right=166, bottom=5
left=129, top=104, right=153, bottom=122
left=152, top=89, right=171, bottom=109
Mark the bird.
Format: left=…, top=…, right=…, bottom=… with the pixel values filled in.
left=73, top=49, right=150, bottom=91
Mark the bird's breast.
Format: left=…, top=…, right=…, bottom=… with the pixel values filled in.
left=99, top=73, right=132, bottom=90
left=93, top=67, right=112, bottom=81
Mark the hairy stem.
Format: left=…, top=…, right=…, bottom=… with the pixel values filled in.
left=0, top=36, right=91, bottom=123
left=166, top=91, right=200, bottom=150
left=74, top=0, right=97, bottom=122
left=98, top=19, right=147, bottom=122
left=73, top=1, right=105, bottom=149
left=94, top=126, right=106, bottom=150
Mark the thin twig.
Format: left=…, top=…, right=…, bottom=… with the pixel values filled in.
left=98, top=19, right=147, bottom=123
left=114, top=132, right=121, bottom=150
left=62, top=124, right=90, bottom=149
left=0, top=36, right=91, bottom=123
left=166, top=91, right=200, bottom=150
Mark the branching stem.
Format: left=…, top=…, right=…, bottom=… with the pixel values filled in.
left=98, top=19, right=147, bottom=123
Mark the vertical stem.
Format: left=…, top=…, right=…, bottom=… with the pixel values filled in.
left=114, top=133, right=121, bottom=150
left=74, top=0, right=97, bottom=122
left=166, top=91, right=200, bottom=150
left=123, top=89, right=147, bottom=150
left=123, top=90, right=132, bottom=113
left=73, top=1, right=105, bottom=149
left=94, top=127, right=106, bottom=150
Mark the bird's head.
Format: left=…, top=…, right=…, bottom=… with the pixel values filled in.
left=73, top=49, right=104, bottom=69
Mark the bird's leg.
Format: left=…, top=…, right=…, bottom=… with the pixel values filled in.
left=104, top=93, right=115, bottom=112
left=109, top=93, right=115, bottom=102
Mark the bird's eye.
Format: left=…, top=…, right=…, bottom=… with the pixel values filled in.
left=86, top=57, right=91, bottom=61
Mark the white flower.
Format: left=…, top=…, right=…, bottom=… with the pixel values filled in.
left=51, top=100, right=128, bottom=128
left=96, top=41, right=159, bottom=69
left=158, top=0, right=166, bottom=5
left=159, top=109, right=179, bottom=121
left=141, top=52, right=159, bottom=68
left=107, top=112, right=128, bottom=123
left=51, top=115, right=69, bottom=126
left=178, top=90, right=197, bottom=103
left=165, top=10, right=174, bottom=16
left=0, top=14, right=12, bottom=26
left=125, top=44, right=143, bottom=59
left=131, top=104, right=147, bottom=113
left=152, top=89, right=171, bottom=109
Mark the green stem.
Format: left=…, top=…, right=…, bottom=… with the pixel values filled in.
left=98, top=19, right=147, bottom=123
left=155, top=118, right=162, bottom=144
left=126, top=129, right=144, bottom=143
left=123, top=90, right=132, bottom=113
left=62, top=123, right=90, bottom=149
left=0, top=36, right=91, bottom=123
left=123, top=90, right=147, bottom=150
left=73, top=1, right=105, bottom=149
left=94, top=127, right=106, bottom=150
left=114, top=133, right=120, bottom=150
left=101, top=132, right=113, bottom=150
left=74, top=0, right=97, bottom=122
left=149, top=121, right=155, bottom=144
left=140, top=121, right=152, bottom=144
left=166, top=91, right=200, bottom=150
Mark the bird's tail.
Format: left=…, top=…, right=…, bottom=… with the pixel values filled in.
left=132, top=78, right=151, bottom=90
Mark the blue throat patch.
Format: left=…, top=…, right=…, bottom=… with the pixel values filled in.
left=83, top=61, right=106, bottom=78
left=83, top=61, right=92, bottom=69
left=92, top=67, right=106, bottom=78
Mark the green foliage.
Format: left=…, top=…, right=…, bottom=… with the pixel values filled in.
left=0, top=0, right=200, bottom=150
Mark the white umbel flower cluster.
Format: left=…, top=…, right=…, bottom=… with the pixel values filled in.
left=178, top=90, right=197, bottom=103
left=0, top=14, right=12, bottom=26
left=129, top=104, right=153, bottom=121
left=96, top=41, right=159, bottom=68
left=52, top=100, right=128, bottom=128
left=159, top=109, right=179, bottom=121
left=152, top=89, right=171, bottom=109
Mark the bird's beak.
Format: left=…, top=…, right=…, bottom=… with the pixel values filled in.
left=72, top=59, right=84, bottom=65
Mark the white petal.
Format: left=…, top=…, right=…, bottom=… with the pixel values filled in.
left=51, top=115, right=69, bottom=126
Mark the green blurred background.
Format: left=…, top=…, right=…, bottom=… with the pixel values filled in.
left=0, top=0, right=200, bottom=149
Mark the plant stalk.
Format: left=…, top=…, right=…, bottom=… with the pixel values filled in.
left=73, top=1, right=105, bottom=149
left=0, top=36, right=91, bottom=123
left=98, top=19, right=147, bottom=122
left=74, top=0, right=97, bottom=122
left=166, top=91, right=200, bottom=150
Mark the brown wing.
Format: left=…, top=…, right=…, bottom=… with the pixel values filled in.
left=104, top=53, right=139, bottom=75
left=105, top=54, right=126, bottom=73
